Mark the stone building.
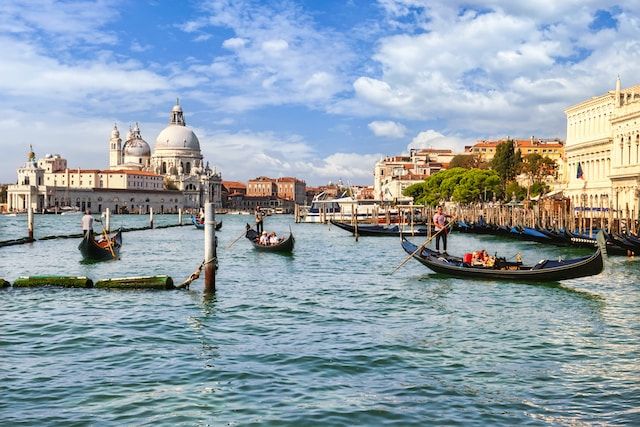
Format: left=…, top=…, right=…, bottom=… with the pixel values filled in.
left=373, top=148, right=452, bottom=201
left=564, top=77, right=640, bottom=218
left=7, top=100, right=222, bottom=213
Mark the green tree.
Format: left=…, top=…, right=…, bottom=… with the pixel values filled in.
left=491, top=140, right=521, bottom=187
left=402, top=168, right=502, bottom=205
left=505, top=181, right=527, bottom=201
left=448, top=154, right=488, bottom=169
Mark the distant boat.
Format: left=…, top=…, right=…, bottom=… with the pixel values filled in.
left=78, top=229, right=122, bottom=261
left=60, top=206, right=81, bottom=215
left=245, top=224, right=294, bottom=253
left=191, top=215, right=222, bottom=230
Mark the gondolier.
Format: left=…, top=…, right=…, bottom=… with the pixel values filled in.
left=81, top=210, right=101, bottom=235
left=255, top=207, right=264, bottom=233
left=433, top=205, right=451, bottom=254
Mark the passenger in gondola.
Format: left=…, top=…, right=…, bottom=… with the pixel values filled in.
left=269, top=232, right=279, bottom=245
left=259, top=231, right=269, bottom=245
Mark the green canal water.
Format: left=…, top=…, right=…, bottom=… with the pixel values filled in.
left=1, top=214, right=638, bottom=425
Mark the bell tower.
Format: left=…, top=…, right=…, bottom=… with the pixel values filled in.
left=109, top=124, right=122, bottom=169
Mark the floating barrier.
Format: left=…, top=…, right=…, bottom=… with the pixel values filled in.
left=12, top=276, right=93, bottom=288
left=95, top=275, right=174, bottom=290
left=0, top=237, right=34, bottom=247
left=0, top=278, right=10, bottom=288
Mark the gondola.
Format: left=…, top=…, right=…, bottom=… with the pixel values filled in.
left=400, top=236, right=604, bottom=281
left=78, top=228, right=122, bottom=261
left=330, top=219, right=430, bottom=236
left=245, top=224, right=294, bottom=253
left=191, top=215, right=222, bottom=230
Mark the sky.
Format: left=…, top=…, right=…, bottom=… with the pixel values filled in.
left=1, top=0, right=639, bottom=185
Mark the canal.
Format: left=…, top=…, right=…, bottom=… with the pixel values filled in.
left=1, top=214, right=638, bottom=425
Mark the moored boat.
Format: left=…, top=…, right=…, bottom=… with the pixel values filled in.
left=78, top=228, right=122, bottom=261
left=400, top=236, right=604, bottom=281
left=329, top=219, right=430, bottom=236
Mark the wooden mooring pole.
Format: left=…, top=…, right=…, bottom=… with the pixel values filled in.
left=105, top=208, right=111, bottom=233
left=204, top=203, right=217, bottom=293
left=28, top=205, right=34, bottom=241
left=149, top=207, right=154, bottom=229
left=178, top=208, right=183, bottom=225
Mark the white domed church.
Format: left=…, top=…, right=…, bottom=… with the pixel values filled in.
left=7, top=100, right=222, bottom=214
left=108, top=99, right=222, bottom=209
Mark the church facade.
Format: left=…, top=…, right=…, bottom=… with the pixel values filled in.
left=7, top=101, right=222, bottom=213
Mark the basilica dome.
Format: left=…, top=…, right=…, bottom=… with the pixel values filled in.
left=124, top=123, right=151, bottom=157
left=154, top=99, right=201, bottom=152
left=124, top=138, right=151, bottom=157
left=155, top=125, right=201, bottom=151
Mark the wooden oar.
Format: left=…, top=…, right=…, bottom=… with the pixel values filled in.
left=391, top=214, right=457, bottom=274
left=226, top=228, right=248, bottom=249
left=101, top=226, right=116, bottom=258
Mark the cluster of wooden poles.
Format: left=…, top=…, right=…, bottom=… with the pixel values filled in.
left=1, top=204, right=219, bottom=293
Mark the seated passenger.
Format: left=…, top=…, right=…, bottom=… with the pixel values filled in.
left=269, top=232, right=279, bottom=245
left=259, top=231, right=269, bottom=245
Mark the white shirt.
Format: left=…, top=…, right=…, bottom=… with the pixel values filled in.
left=81, top=214, right=93, bottom=231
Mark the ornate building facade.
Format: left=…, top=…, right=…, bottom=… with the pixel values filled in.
left=7, top=100, right=222, bottom=213
left=564, top=77, right=640, bottom=218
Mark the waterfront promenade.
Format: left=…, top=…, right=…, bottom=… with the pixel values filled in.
left=1, top=214, right=638, bottom=425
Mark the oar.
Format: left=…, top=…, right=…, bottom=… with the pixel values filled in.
left=226, top=228, right=248, bottom=249
left=101, top=226, right=116, bottom=258
left=391, top=214, right=457, bottom=274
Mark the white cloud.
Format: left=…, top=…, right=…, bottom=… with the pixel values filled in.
left=196, top=130, right=380, bottom=185
left=261, top=39, right=289, bottom=54
left=222, top=37, right=247, bottom=50
left=197, top=0, right=356, bottom=111
left=407, top=130, right=471, bottom=152
left=368, top=120, right=407, bottom=138
left=130, top=40, right=152, bottom=53
left=351, top=1, right=640, bottom=139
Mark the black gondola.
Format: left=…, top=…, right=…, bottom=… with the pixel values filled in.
left=78, top=228, right=122, bottom=261
left=245, top=224, right=294, bottom=253
left=330, top=219, right=430, bottom=236
left=400, top=236, right=604, bottom=281
left=191, top=215, right=222, bottom=230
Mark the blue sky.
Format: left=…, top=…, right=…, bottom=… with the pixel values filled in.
left=1, top=0, right=638, bottom=185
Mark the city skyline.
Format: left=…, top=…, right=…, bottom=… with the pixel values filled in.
left=1, top=0, right=638, bottom=185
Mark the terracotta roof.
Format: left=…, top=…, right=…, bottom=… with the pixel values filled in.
left=222, top=180, right=246, bottom=189
left=103, top=170, right=162, bottom=177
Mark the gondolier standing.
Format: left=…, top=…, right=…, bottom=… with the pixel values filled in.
left=255, top=207, right=264, bottom=234
left=81, top=210, right=101, bottom=236
left=433, top=205, right=451, bottom=254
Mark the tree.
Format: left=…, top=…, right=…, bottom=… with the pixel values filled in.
left=402, top=168, right=502, bottom=205
left=491, top=140, right=521, bottom=187
left=505, top=181, right=527, bottom=201
left=520, top=153, right=558, bottom=183
left=448, top=154, right=488, bottom=169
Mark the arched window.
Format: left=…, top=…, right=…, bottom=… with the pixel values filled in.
left=186, top=162, right=191, bottom=174
left=162, top=162, right=167, bottom=174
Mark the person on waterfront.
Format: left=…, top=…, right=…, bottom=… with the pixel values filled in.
left=255, top=207, right=264, bottom=233
left=433, top=205, right=451, bottom=254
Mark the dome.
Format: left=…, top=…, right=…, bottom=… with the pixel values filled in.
left=155, top=125, right=201, bottom=151
left=124, top=137, right=151, bottom=157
